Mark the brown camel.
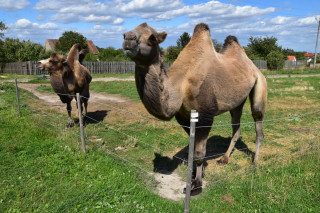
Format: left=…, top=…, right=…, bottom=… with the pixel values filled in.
left=37, top=44, right=92, bottom=127
left=123, top=23, right=267, bottom=195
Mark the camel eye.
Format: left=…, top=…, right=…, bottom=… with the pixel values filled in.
left=123, top=34, right=126, bottom=39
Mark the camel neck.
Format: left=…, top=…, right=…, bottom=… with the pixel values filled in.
left=134, top=54, right=175, bottom=120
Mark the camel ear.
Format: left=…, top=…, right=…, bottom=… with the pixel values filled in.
left=157, top=32, right=167, bottom=43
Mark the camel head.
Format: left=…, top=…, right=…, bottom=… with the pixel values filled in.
left=37, top=44, right=87, bottom=75
left=123, top=22, right=167, bottom=63
left=37, top=53, right=69, bottom=75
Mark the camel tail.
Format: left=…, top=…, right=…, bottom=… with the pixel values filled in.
left=192, top=23, right=210, bottom=38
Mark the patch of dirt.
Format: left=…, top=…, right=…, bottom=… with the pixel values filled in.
left=152, top=171, right=186, bottom=201
left=92, top=77, right=134, bottom=82
left=18, top=81, right=187, bottom=201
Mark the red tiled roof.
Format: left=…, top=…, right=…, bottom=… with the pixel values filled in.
left=287, top=56, right=296, bottom=61
left=304, top=52, right=314, bottom=57
left=86, top=40, right=99, bottom=54
left=45, top=39, right=59, bottom=51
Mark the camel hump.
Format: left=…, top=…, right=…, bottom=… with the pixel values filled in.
left=192, top=23, right=210, bottom=37
left=222, top=35, right=239, bottom=49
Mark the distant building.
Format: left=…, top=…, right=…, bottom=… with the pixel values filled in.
left=287, top=56, right=296, bottom=62
left=304, top=52, right=314, bottom=58
left=86, top=40, right=99, bottom=55
left=44, top=39, right=99, bottom=54
left=45, top=39, right=59, bottom=52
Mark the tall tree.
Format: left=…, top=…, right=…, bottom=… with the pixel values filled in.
left=55, top=31, right=88, bottom=53
left=176, top=32, right=191, bottom=49
left=247, top=36, right=282, bottom=60
left=0, top=21, right=8, bottom=39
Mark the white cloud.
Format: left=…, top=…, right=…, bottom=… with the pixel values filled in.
left=120, top=0, right=183, bottom=13
left=153, top=1, right=275, bottom=22
left=0, top=0, right=30, bottom=11
left=16, top=19, right=32, bottom=28
left=270, top=16, right=293, bottom=25
left=50, top=13, right=79, bottom=24
left=6, top=19, right=63, bottom=44
left=34, top=0, right=95, bottom=12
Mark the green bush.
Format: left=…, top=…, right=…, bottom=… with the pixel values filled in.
left=266, top=50, right=285, bottom=70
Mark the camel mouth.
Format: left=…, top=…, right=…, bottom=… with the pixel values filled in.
left=123, top=48, right=139, bottom=58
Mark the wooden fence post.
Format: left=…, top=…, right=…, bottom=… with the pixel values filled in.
left=15, top=78, right=21, bottom=115
left=184, top=110, right=198, bottom=213
left=76, top=93, right=86, bottom=153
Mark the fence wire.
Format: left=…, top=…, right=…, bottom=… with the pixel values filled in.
left=4, top=78, right=320, bottom=212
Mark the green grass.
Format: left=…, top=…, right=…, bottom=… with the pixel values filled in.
left=36, top=84, right=55, bottom=94
left=90, top=81, right=140, bottom=101
left=262, top=67, right=320, bottom=76
left=1, top=75, right=320, bottom=212
left=0, top=83, right=182, bottom=212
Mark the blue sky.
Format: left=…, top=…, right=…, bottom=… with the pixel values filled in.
left=0, top=0, right=319, bottom=52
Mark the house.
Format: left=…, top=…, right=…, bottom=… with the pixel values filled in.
left=86, top=40, right=99, bottom=55
left=287, top=56, right=296, bottom=62
left=45, top=39, right=59, bottom=52
left=44, top=39, right=99, bottom=54
left=304, top=52, right=314, bottom=58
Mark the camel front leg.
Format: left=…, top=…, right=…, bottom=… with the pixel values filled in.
left=66, top=102, right=74, bottom=128
left=83, top=100, right=88, bottom=125
left=191, top=123, right=212, bottom=196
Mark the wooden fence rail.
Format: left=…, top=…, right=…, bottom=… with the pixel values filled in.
left=0, top=60, right=306, bottom=75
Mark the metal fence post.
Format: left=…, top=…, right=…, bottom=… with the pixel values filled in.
left=15, top=78, right=21, bottom=115
left=184, top=110, right=198, bottom=213
left=76, top=93, right=86, bottom=153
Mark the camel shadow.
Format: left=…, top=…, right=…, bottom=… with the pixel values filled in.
left=153, top=135, right=255, bottom=174
left=84, top=110, right=109, bottom=125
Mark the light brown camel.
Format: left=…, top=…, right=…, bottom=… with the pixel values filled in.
left=123, top=23, right=267, bottom=195
left=37, top=44, right=92, bottom=127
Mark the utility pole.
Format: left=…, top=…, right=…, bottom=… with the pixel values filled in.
left=314, top=17, right=320, bottom=69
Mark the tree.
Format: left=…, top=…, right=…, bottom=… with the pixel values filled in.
left=0, top=21, right=8, bottom=39
left=55, top=31, right=88, bottom=53
left=98, top=47, right=129, bottom=61
left=164, top=46, right=181, bottom=62
left=266, top=50, right=285, bottom=70
left=177, top=32, right=191, bottom=49
left=212, top=39, right=223, bottom=52
left=2, top=38, right=46, bottom=62
left=247, top=36, right=281, bottom=60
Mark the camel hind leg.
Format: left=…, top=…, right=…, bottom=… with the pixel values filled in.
left=218, top=99, right=246, bottom=164
left=249, top=75, right=267, bottom=165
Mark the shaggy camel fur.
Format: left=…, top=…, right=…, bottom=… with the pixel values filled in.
left=123, top=23, right=267, bottom=195
left=37, top=44, right=92, bottom=127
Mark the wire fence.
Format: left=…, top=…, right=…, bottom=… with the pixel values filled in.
left=4, top=79, right=320, bottom=212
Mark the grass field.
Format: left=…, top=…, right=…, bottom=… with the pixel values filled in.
left=1, top=74, right=320, bottom=212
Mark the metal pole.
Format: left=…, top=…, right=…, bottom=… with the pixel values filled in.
left=314, top=18, right=320, bottom=69
left=15, top=78, right=21, bottom=115
left=76, top=93, right=86, bottom=153
left=184, top=110, right=198, bottom=213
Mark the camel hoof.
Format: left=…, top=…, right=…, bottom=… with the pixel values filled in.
left=217, top=156, right=229, bottom=165
left=183, top=186, right=202, bottom=196
left=66, top=122, right=74, bottom=128
left=74, top=117, right=79, bottom=123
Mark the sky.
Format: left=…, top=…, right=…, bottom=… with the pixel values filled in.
left=0, top=0, right=319, bottom=52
